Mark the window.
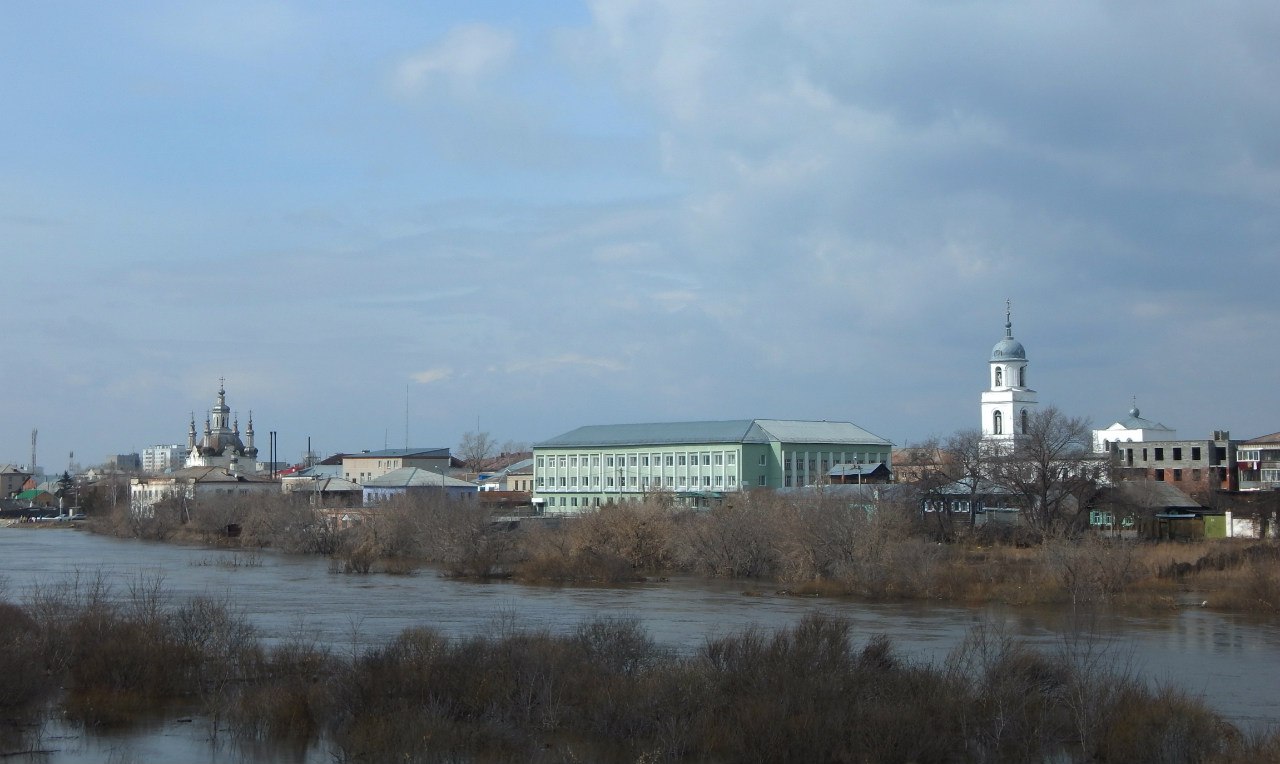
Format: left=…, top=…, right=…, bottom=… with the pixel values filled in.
left=559, top=477, right=566, bottom=487
left=995, top=367, right=1003, bottom=386
left=592, top=456, right=600, bottom=467
left=714, top=453, right=723, bottom=466
left=1173, top=469, right=1183, bottom=481
left=1018, top=367, right=1026, bottom=387
left=759, top=454, right=767, bottom=466
left=558, top=456, right=566, bottom=467
left=702, top=453, right=711, bottom=465
left=606, top=456, right=614, bottom=467
left=629, top=455, right=638, bottom=466
left=1155, top=448, right=1164, bottom=461
left=728, top=453, right=736, bottom=465
left=993, top=410, right=1003, bottom=435
left=641, top=455, right=649, bottom=467
left=665, top=455, right=674, bottom=466
left=607, top=477, right=615, bottom=487
left=1021, top=409, right=1028, bottom=434
left=678, top=454, right=687, bottom=466
left=758, top=474, right=767, bottom=486
left=1173, top=448, right=1183, bottom=461
left=1154, top=469, right=1165, bottom=481
left=1192, top=447, right=1202, bottom=460
left=569, top=456, right=577, bottom=467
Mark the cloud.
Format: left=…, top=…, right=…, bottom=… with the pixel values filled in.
left=503, top=354, right=628, bottom=376
left=392, top=24, right=517, bottom=96
left=411, top=368, right=453, bottom=385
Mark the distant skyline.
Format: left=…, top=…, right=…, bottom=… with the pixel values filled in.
left=3, top=1, right=1279, bottom=471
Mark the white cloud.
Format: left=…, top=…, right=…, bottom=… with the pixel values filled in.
left=392, top=24, right=517, bottom=96
left=412, top=368, right=453, bottom=385
left=503, top=354, right=628, bottom=375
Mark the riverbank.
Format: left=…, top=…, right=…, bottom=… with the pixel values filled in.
left=85, top=493, right=1280, bottom=616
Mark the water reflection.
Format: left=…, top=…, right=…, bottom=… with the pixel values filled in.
left=2, top=528, right=1278, bottom=757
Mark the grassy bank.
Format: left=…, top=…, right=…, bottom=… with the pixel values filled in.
left=1, top=580, right=1277, bottom=763
left=87, top=490, right=1280, bottom=613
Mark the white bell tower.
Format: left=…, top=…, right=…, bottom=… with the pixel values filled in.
left=981, top=301, right=1038, bottom=445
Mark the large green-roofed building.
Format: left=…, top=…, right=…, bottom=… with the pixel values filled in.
left=532, top=419, right=893, bottom=513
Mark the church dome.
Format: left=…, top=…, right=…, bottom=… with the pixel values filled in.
left=990, top=302, right=1026, bottom=361
left=991, top=337, right=1026, bottom=362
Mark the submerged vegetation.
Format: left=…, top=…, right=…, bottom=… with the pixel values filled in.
left=1, top=578, right=1277, bottom=763
left=88, top=488, right=1280, bottom=613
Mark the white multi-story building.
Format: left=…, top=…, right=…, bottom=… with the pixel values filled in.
left=142, top=444, right=186, bottom=473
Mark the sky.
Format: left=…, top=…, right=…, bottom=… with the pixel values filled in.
left=2, top=1, right=1278, bottom=472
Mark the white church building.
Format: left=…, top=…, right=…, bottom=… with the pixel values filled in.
left=184, top=381, right=260, bottom=475
left=1092, top=401, right=1177, bottom=453
left=980, top=302, right=1038, bottom=445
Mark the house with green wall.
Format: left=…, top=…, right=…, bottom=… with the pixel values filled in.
left=532, top=419, right=892, bottom=513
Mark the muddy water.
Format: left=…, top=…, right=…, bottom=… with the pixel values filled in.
left=2, top=528, right=1277, bottom=762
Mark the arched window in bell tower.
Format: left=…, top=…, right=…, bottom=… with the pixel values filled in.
left=1021, top=409, right=1029, bottom=434
left=993, top=410, right=1003, bottom=435
left=994, top=367, right=1003, bottom=387
left=1018, top=366, right=1025, bottom=387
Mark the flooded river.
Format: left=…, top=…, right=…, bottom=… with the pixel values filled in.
left=2, top=528, right=1277, bottom=761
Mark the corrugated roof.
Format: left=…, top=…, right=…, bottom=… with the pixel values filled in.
left=1112, top=480, right=1201, bottom=509
left=364, top=467, right=476, bottom=489
left=536, top=419, right=892, bottom=449
left=754, top=419, right=892, bottom=446
left=536, top=420, right=762, bottom=448
left=1243, top=431, right=1280, bottom=445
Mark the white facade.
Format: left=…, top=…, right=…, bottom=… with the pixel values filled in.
left=980, top=303, right=1038, bottom=444
left=129, top=466, right=277, bottom=515
left=1092, top=404, right=1177, bottom=453
left=142, top=444, right=186, bottom=473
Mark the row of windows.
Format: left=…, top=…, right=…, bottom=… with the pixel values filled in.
left=781, top=452, right=885, bottom=472
left=537, top=451, right=740, bottom=469
left=538, top=474, right=739, bottom=489
left=1127, top=446, right=1205, bottom=463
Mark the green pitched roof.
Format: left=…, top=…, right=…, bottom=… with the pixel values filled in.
left=536, top=419, right=892, bottom=449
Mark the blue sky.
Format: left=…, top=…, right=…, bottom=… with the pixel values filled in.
left=2, top=1, right=1278, bottom=471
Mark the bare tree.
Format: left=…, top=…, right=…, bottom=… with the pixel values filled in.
left=457, top=431, right=496, bottom=473
left=941, top=428, right=990, bottom=533
left=987, top=406, right=1101, bottom=536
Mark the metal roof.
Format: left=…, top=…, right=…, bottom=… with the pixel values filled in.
left=536, top=419, right=892, bottom=449
left=364, top=467, right=476, bottom=489
left=753, top=419, right=891, bottom=446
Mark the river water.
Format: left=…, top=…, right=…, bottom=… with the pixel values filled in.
left=2, top=528, right=1277, bottom=762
